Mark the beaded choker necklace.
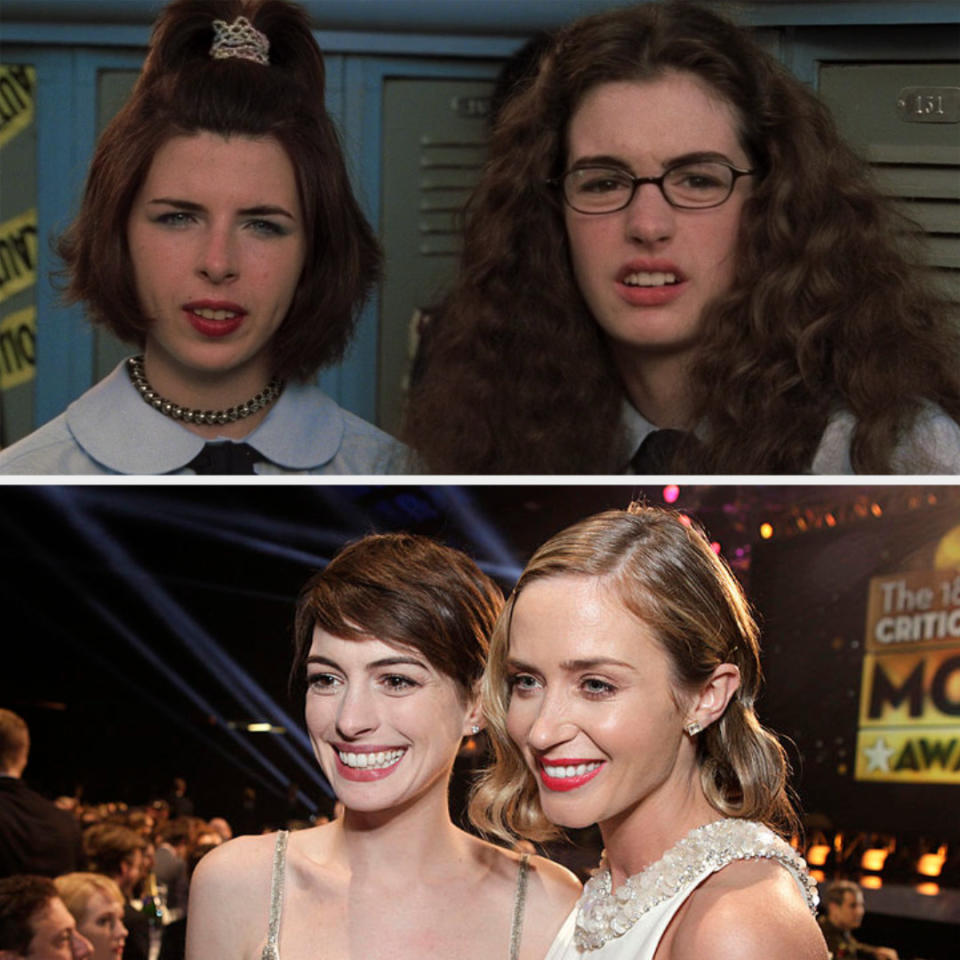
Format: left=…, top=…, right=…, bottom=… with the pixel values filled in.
left=126, top=355, right=284, bottom=426
left=574, top=819, right=819, bottom=952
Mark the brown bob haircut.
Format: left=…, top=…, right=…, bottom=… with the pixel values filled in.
left=292, top=532, right=503, bottom=699
left=58, top=0, right=381, bottom=382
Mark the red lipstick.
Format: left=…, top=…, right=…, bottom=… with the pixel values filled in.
left=537, top=758, right=605, bottom=793
left=183, top=300, right=246, bottom=338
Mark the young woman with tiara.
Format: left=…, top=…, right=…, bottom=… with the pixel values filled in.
left=0, top=0, right=407, bottom=474
left=186, top=533, right=580, bottom=959
left=404, top=1, right=960, bottom=474
left=472, top=504, right=827, bottom=957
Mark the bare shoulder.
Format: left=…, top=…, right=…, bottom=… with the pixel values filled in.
left=524, top=851, right=582, bottom=911
left=191, top=831, right=277, bottom=893
left=475, top=839, right=580, bottom=957
left=186, top=832, right=279, bottom=960
left=668, top=859, right=827, bottom=960
left=472, top=836, right=580, bottom=909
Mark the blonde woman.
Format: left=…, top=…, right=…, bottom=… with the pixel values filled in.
left=55, top=874, right=128, bottom=960
left=472, top=505, right=827, bottom=959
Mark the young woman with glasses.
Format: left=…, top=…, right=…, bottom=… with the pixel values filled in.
left=0, top=0, right=407, bottom=475
left=404, top=1, right=960, bottom=474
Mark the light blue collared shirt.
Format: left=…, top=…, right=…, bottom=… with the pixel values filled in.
left=0, top=360, right=411, bottom=475
left=620, top=399, right=960, bottom=475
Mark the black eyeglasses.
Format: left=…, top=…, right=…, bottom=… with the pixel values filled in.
left=549, top=160, right=755, bottom=213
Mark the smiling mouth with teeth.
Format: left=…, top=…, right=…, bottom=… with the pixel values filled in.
left=542, top=761, right=602, bottom=779
left=337, top=748, right=406, bottom=770
left=622, top=271, right=678, bottom=288
left=191, top=308, right=241, bottom=320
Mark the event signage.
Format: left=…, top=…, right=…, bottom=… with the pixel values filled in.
left=858, top=568, right=960, bottom=784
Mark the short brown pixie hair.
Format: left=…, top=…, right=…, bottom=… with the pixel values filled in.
left=58, top=0, right=381, bottom=381
left=292, top=533, right=504, bottom=699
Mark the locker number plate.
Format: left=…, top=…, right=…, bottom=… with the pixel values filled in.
left=896, top=87, right=960, bottom=123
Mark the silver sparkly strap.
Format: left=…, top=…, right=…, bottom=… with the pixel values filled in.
left=509, top=853, right=530, bottom=960
left=211, top=15, right=270, bottom=66
left=261, top=830, right=288, bottom=960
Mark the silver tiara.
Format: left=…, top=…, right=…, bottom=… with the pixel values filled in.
left=210, top=16, right=270, bottom=66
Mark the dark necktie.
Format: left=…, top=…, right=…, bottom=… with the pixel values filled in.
left=186, top=442, right=262, bottom=475
left=630, top=429, right=688, bottom=474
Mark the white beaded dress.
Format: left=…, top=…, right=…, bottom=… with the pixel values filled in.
left=544, top=819, right=818, bottom=960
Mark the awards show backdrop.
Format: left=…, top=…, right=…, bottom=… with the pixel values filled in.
left=752, top=500, right=960, bottom=838
left=1, top=483, right=957, bottom=845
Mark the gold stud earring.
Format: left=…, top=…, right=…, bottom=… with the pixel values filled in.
left=685, top=720, right=702, bottom=736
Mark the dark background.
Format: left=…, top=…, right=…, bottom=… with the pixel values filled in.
left=1, top=483, right=957, bottom=842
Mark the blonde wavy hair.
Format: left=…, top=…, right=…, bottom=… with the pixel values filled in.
left=469, top=504, right=798, bottom=844
left=54, top=872, right=124, bottom=923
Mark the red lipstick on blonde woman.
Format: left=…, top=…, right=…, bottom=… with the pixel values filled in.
left=538, top=757, right=605, bottom=792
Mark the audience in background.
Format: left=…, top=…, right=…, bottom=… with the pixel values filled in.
left=156, top=844, right=218, bottom=960
left=819, top=880, right=899, bottom=960
left=0, top=725, right=947, bottom=960
left=164, top=782, right=193, bottom=822
left=152, top=822, right=190, bottom=918
left=54, top=874, right=128, bottom=960
left=0, top=711, right=84, bottom=880
left=0, top=874, right=93, bottom=959
left=82, top=826, right=148, bottom=960
left=205, top=819, right=231, bottom=844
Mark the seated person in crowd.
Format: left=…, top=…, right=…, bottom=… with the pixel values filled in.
left=152, top=821, right=191, bottom=917
left=819, top=880, right=899, bottom=960
left=0, top=875, right=93, bottom=960
left=82, top=826, right=148, bottom=960
left=54, top=874, right=127, bottom=960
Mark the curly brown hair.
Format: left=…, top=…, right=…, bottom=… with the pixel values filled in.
left=58, top=0, right=381, bottom=382
left=404, top=1, right=960, bottom=473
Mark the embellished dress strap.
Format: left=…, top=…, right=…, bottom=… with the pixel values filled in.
left=261, top=830, right=289, bottom=960
left=508, top=853, right=530, bottom=960
left=574, top=819, right=819, bottom=953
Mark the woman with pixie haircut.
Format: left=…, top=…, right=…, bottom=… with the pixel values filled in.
left=0, top=0, right=406, bottom=475
left=405, top=2, right=960, bottom=474
left=472, top=505, right=826, bottom=957
left=187, top=533, right=579, bottom=959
